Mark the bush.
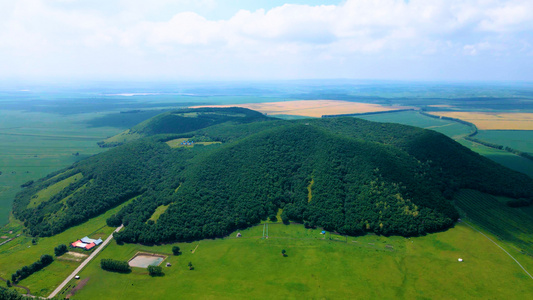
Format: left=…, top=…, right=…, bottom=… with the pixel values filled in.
left=148, top=265, right=164, bottom=276
left=172, top=246, right=181, bottom=256
left=54, top=244, right=68, bottom=256
left=269, top=215, right=278, bottom=222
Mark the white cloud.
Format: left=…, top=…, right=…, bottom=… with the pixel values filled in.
left=1, top=0, right=532, bottom=80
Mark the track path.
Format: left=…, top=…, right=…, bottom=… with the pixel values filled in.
left=463, top=221, right=533, bottom=280
left=47, top=225, right=123, bottom=299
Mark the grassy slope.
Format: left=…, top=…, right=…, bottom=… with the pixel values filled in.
left=68, top=223, right=533, bottom=300
left=148, top=205, right=169, bottom=222
left=27, top=173, right=83, bottom=208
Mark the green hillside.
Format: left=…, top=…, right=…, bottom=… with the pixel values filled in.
left=12, top=108, right=533, bottom=245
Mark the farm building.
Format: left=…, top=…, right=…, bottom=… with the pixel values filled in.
left=70, top=236, right=103, bottom=250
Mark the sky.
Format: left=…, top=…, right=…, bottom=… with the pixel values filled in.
left=0, top=0, right=532, bottom=82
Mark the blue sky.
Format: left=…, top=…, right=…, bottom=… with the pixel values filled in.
left=0, top=0, right=532, bottom=82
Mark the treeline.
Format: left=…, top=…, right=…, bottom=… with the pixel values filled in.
left=11, top=254, right=53, bottom=283
left=100, top=259, right=131, bottom=273
left=419, top=110, right=478, bottom=136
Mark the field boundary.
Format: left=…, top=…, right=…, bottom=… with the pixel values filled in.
left=462, top=221, right=533, bottom=280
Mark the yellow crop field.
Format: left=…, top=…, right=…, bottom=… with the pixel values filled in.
left=428, top=112, right=533, bottom=130
left=194, top=100, right=412, bottom=118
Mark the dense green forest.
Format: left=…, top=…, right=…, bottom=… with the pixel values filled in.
left=12, top=108, right=533, bottom=244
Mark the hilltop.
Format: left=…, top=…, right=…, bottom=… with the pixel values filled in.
left=12, top=108, right=533, bottom=243
left=97, top=107, right=269, bottom=147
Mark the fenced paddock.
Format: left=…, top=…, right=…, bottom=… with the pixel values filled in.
left=128, top=252, right=167, bottom=268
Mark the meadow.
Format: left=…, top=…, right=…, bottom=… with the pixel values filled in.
left=62, top=221, right=533, bottom=299
left=475, top=130, right=533, bottom=154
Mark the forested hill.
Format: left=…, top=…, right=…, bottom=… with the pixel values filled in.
left=12, top=108, right=533, bottom=243
left=98, top=107, right=270, bottom=147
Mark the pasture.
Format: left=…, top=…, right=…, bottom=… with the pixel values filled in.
left=475, top=130, right=533, bottom=154
left=63, top=222, right=533, bottom=300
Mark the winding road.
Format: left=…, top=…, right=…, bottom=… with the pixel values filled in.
left=47, top=225, right=123, bottom=299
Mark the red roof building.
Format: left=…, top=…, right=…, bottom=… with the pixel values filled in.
left=71, top=240, right=82, bottom=247
left=85, top=242, right=96, bottom=250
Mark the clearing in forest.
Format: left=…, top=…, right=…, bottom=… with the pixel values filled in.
left=27, top=173, right=83, bottom=208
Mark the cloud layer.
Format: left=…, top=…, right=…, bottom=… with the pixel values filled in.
left=1, top=0, right=532, bottom=80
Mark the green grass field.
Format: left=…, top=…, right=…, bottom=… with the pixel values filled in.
left=0, top=110, right=122, bottom=225
left=475, top=130, right=533, bottom=154
left=60, top=222, right=533, bottom=299
left=356, top=111, right=473, bottom=140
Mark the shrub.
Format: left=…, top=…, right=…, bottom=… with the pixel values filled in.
left=54, top=244, right=68, bottom=256
left=148, top=265, right=164, bottom=277
left=172, top=246, right=181, bottom=255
